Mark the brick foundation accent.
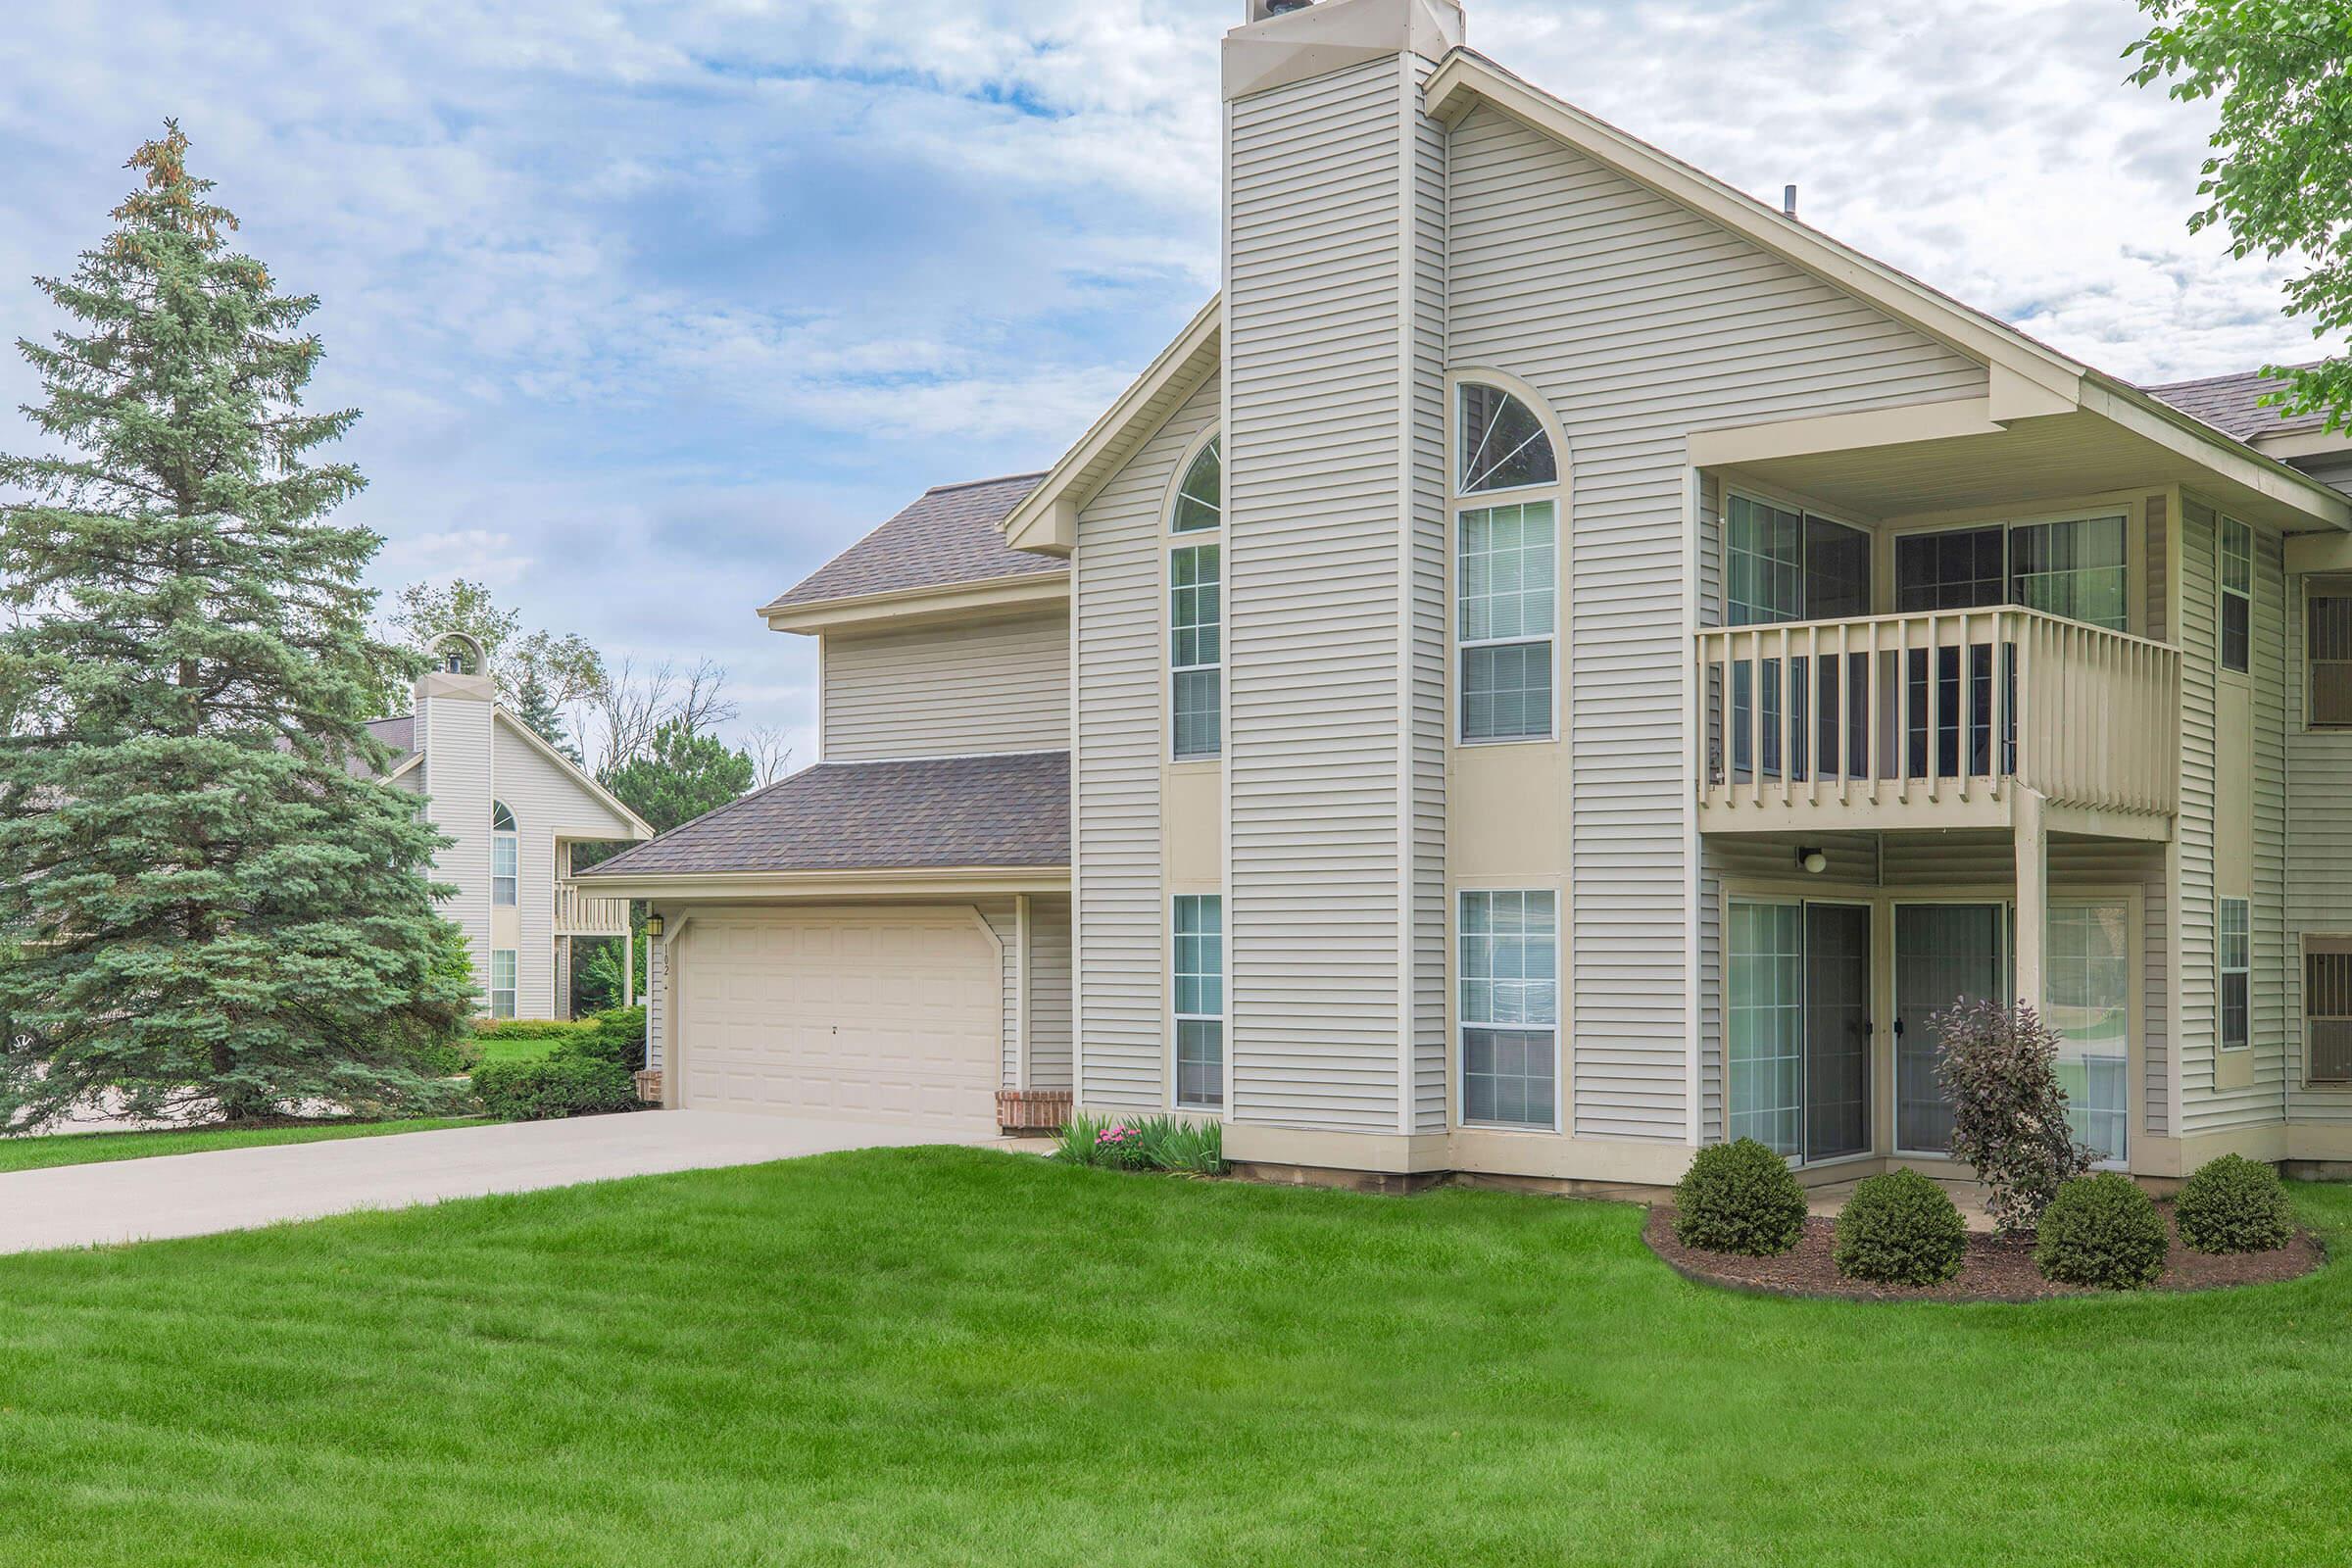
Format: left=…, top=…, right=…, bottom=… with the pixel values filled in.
left=632, top=1068, right=663, bottom=1104
left=995, top=1089, right=1071, bottom=1135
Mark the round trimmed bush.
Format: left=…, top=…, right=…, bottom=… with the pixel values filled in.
left=2034, top=1172, right=2168, bottom=1290
left=2175, top=1153, right=2294, bottom=1254
left=1673, top=1139, right=1808, bottom=1256
left=1833, top=1168, right=1968, bottom=1286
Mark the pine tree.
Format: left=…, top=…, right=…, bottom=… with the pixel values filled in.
left=511, top=668, right=579, bottom=763
left=0, top=123, right=473, bottom=1129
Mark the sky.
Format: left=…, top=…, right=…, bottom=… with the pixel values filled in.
left=0, top=0, right=2328, bottom=771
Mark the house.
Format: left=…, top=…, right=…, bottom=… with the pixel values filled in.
left=374, top=635, right=653, bottom=1019
left=579, top=0, right=2352, bottom=1191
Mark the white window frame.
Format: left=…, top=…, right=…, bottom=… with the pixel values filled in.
left=1170, top=893, right=1224, bottom=1112
left=1449, top=372, right=1564, bottom=747
left=2220, top=897, right=2251, bottom=1053
left=1164, top=426, right=1223, bottom=763
left=2219, top=514, right=2253, bottom=675
left=490, top=948, right=517, bottom=1020
left=2045, top=898, right=2132, bottom=1170
left=1454, top=886, right=1562, bottom=1133
left=491, top=801, right=518, bottom=907
left=2303, top=934, right=2352, bottom=1087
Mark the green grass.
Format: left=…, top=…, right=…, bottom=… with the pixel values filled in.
left=0, top=1116, right=489, bottom=1174
left=0, top=1152, right=2345, bottom=1567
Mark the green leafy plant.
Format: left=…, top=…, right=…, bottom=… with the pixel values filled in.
left=1051, top=1112, right=1224, bottom=1175
left=471, top=1018, right=597, bottom=1043
left=2034, top=1172, right=2169, bottom=1290
left=1934, top=1001, right=2094, bottom=1235
left=1672, top=1139, right=1808, bottom=1257
left=1833, top=1168, right=1969, bottom=1287
left=2175, top=1153, right=2294, bottom=1254
left=472, top=1056, right=641, bottom=1121
left=2129, top=0, right=2352, bottom=434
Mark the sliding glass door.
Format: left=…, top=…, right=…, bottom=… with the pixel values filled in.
left=1729, top=899, right=1871, bottom=1164
left=1894, top=903, right=2007, bottom=1155
left=2047, top=902, right=2130, bottom=1167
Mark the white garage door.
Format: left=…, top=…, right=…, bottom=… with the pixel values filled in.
left=677, top=908, right=1002, bottom=1134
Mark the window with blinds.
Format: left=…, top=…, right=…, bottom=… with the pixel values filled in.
left=2308, top=939, right=2352, bottom=1086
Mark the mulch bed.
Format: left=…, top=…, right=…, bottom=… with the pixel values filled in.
left=1644, top=1201, right=2326, bottom=1303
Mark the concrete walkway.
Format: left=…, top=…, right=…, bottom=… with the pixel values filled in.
left=0, top=1110, right=1000, bottom=1255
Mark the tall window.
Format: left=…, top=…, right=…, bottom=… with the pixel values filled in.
left=1455, top=382, right=1560, bottom=744
left=1725, top=496, right=1871, bottom=626
left=1169, top=434, right=1222, bottom=760
left=2047, top=903, right=2131, bottom=1164
left=490, top=949, right=517, bottom=1020
left=2220, top=898, right=2250, bottom=1052
left=1459, top=890, right=1558, bottom=1129
left=2310, top=592, right=2352, bottom=728
left=2220, top=516, right=2252, bottom=673
left=491, top=801, right=517, bottom=907
left=1170, top=544, right=1221, bottom=760
left=1173, top=895, right=1223, bottom=1110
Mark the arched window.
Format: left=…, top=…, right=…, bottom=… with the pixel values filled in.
left=1167, top=432, right=1222, bottom=760
left=491, top=801, right=517, bottom=907
left=1172, top=435, right=1221, bottom=531
left=1452, top=380, right=1562, bottom=743
left=1457, top=383, right=1556, bottom=494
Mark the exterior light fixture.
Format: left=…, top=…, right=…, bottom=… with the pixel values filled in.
left=646, top=914, right=664, bottom=938
left=1797, top=847, right=1828, bottom=875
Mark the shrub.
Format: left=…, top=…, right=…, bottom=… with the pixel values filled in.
left=1934, top=1000, right=2094, bottom=1235
left=551, top=1005, right=648, bottom=1074
left=473, top=1056, right=642, bottom=1121
left=2175, top=1153, right=2294, bottom=1254
left=1672, top=1139, right=1808, bottom=1256
left=2034, top=1172, right=2168, bottom=1290
left=472, top=1018, right=595, bottom=1042
left=1051, top=1112, right=1224, bottom=1175
left=1833, top=1168, right=1969, bottom=1286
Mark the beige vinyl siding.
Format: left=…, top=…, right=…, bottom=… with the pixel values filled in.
left=2143, top=495, right=2170, bottom=1134
left=646, top=922, right=667, bottom=1072
left=1448, top=102, right=1988, bottom=1142
left=1228, top=55, right=1416, bottom=1132
left=2296, top=454, right=2352, bottom=496
left=821, top=612, right=1069, bottom=762
left=1030, top=895, right=1074, bottom=1093
left=2179, top=501, right=2289, bottom=1136
left=2178, top=500, right=2220, bottom=1116
left=2287, top=569, right=2352, bottom=1119
left=489, top=717, right=638, bottom=1019
left=1074, top=373, right=1218, bottom=1110
left=1407, top=61, right=1449, bottom=1134
left=981, top=899, right=1020, bottom=1091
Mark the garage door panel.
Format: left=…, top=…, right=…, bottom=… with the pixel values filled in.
left=678, top=910, right=1001, bottom=1134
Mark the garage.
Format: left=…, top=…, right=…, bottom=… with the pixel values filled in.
left=676, top=908, right=1003, bottom=1134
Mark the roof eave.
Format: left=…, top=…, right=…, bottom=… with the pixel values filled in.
left=1001, top=295, right=1223, bottom=556
left=570, top=864, right=1070, bottom=901
left=760, top=569, right=1071, bottom=635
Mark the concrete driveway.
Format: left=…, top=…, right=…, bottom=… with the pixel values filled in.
left=0, top=1110, right=1001, bottom=1255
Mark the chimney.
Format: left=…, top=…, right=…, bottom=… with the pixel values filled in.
left=1783, top=184, right=1798, bottom=218
left=1225, top=0, right=1465, bottom=101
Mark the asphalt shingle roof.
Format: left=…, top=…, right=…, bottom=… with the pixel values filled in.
left=2144, top=365, right=2332, bottom=441
left=576, top=751, right=1068, bottom=878
left=766, top=472, right=1057, bottom=612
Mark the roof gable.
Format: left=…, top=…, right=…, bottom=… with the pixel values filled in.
left=491, top=710, right=653, bottom=840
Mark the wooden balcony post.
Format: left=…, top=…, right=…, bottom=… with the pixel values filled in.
left=2013, top=785, right=2048, bottom=1017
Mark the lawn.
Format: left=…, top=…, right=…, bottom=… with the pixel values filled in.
left=470, top=1030, right=581, bottom=1067
left=0, top=1115, right=488, bottom=1174
left=0, top=1150, right=2344, bottom=1567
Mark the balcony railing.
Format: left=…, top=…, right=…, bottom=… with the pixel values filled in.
left=555, top=880, right=632, bottom=937
left=1694, top=607, right=2180, bottom=832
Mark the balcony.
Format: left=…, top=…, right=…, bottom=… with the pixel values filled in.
left=1694, top=607, right=2180, bottom=838
left=554, top=880, right=632, bottom=937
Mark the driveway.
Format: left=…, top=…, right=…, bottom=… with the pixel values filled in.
left=0, top=1110, right=1001, bottom=1255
